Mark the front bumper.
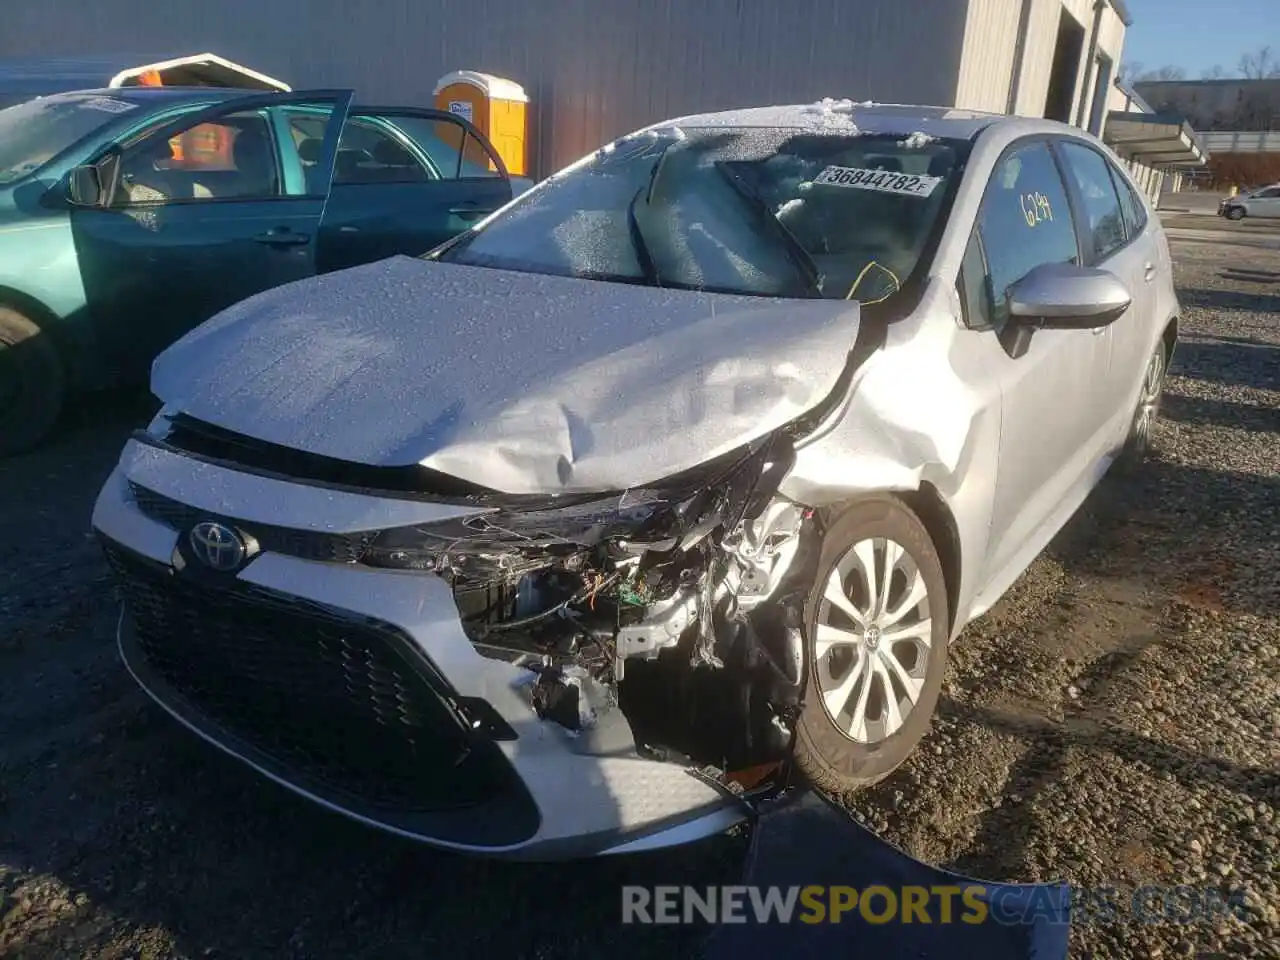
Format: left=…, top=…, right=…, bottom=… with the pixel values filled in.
left=92, top=437, right=748, bottom=860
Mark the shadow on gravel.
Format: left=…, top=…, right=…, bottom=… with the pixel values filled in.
left=1161, top=393, right=1280, bottom=435
left=936, top=694, right=1280, bottom=880
left=1058, top=456, right=1280, bottom=620
left=1177, top=285, right=1280, bottom=316
left=1219, top=268, right=1280, bottom=284
left=940, top=447, right=1280, bottom=879
left=1167, top=336, right=1279, bottom=392
left=2, top=719, right=742, bottom=959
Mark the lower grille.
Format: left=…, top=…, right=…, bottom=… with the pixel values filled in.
left=104, top=544, right=507, bottom=813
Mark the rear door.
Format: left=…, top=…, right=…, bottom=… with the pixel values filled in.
left=1247, top=185, right=1280, bottom=217
left=287, top=107, right=512, bottom=273
left=1054, top=139, right=1149, bottom=429
left=69, top=90, right=351, bottom=381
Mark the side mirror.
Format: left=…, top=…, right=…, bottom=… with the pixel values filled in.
left=67, top=165, right=103, bottom=207
left=1007, top=262, right=1132, bottom=331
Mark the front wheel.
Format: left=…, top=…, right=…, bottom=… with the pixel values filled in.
left=792, top=495, right=950, bottom=795
left=1226, top=206, right=1246, bottom=221
left=0, top=306, right=65, bottom=457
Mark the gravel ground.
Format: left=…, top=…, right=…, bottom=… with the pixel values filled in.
left=1, top=216, right=1277, bottom=959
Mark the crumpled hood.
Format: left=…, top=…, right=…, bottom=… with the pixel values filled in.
left=152, top=256, right=860, bottom=495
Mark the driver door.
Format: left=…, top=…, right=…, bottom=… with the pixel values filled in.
left=69, top=90, right=352, bottom=383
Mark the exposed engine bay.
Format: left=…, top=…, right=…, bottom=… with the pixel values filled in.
left=361, top=434, right=822, bottom=792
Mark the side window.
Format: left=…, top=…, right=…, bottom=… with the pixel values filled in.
left=386, top=115, right=503, bottom=179
left=1259, top=187, right=1280, bottom=199
left=113, top=110, right=279, bottom=205
left=966, top=140, right=1079, bottom=331
left=1057, top=141, right=1127, bottom=262
left=1109, top=163, right=1147, bottom=241
left=328, top=116, right=430, bottom=186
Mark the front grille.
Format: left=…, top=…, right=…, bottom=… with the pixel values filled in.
left=130, top=482, right=374, bottom=564
left=104, top=544, right=507, bottom=812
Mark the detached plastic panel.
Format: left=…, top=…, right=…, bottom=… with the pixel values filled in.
left=706, top=791, right=1070, bottom=960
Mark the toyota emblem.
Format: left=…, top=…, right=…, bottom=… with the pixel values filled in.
left=188, top=521, right=247, bottom=572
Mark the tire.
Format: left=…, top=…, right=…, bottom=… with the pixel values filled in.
left=1117, top=338, right=1168, bottom=468
left=792, top=495, right=950, bottom=795
left=0, top=305, right=65, bottom=457
left=1226, top=206, right=1246, bottom=221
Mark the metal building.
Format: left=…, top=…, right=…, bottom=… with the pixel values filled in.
left=2, top=0, right=1167, bottom=182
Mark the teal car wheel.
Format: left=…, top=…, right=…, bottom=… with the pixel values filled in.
left=0, top=306, right=64, bottom=457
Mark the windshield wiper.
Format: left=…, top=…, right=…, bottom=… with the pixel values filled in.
left=714, top=162, right=822, bottom=297
left=626, top=186, right=662, bottom=287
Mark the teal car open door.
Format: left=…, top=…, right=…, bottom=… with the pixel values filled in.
left=67, top=89, right=353, bottom=381
left=284, top=106, right=513, bottom=273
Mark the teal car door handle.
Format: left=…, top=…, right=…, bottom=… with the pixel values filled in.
left=449, top=204, right=493, bottom=221
left=254, top=228, right=311, bottom=246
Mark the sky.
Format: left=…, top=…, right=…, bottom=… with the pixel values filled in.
left=1122, top=0, right=1280, bottom=76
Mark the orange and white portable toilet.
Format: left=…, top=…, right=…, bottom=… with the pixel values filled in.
left=433, top=70, right=529, bottom=177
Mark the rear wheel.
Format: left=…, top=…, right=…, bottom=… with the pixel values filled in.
left=792, top=496, right=950, bottom=795
left=0, top=306, right=65, bottom=457
left=1118, top=338, right=1168, bottom=467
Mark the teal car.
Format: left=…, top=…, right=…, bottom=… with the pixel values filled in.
left=0, top=85, right=514, bottom=455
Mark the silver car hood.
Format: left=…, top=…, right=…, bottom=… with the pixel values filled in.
left=151, top=256, right=861, bottom=495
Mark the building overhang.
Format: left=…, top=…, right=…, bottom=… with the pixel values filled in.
left=1105, top=110, right=1209, bottom=167
left=0, top=52, right=289, bottom=99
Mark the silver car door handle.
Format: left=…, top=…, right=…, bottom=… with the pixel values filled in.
left=1143, top=263, right=1157, bottom=283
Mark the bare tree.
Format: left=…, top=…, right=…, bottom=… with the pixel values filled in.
left=1118, top=60, right=1144, bottom=82
left=1124, top=63, right=1188, bottom=82
left=1238, top=46, right=1280, bottom=79
left=1201, top=64, right=1230, bottom=80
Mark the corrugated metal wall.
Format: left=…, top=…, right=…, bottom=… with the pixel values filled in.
left=1, top=0, right=970, bottom=177
left=954, top=0, right=1023, bottom=113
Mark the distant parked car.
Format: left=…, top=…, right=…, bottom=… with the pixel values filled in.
left=0, top=85, right=515, bottom=455
left=1219, top=183, right=1280, bottom=220
left=93, top=102, right=1179, bottom=859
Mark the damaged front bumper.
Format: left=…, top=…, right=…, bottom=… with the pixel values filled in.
left=91, top=435, right=819, bottom=859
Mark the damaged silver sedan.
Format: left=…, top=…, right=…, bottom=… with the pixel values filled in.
left=92, top=101, right=1179, bottom=858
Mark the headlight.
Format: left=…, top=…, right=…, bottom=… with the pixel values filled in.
left=363, top=439, right=781, bottom=576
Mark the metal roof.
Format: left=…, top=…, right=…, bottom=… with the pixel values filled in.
left=1104, top=110, right=1210, bottom=167
left=0, top=53, right=289, bottom=99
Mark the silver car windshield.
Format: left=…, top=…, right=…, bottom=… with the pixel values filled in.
left=0, top=93, right=139, bottom=185
left=437, top=126, right=967, bottom=301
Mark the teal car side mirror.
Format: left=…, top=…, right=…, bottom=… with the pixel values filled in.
left=67, top=150, right=122, bottom=208
left=67, top=165, right=103, bottom=207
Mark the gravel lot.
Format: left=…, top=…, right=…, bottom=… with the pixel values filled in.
left=1, top=215, right=1277, bottom=959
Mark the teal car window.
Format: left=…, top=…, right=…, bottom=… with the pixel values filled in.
left=0, top=93, right=139, bottom=184
left=331, top=117, right=430, bottom=186
left=386, top=115, right=502, bottom=180
left=113, top=110, right=281, bottom=205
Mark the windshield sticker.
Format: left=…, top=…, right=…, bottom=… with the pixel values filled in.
left=82, top=96, right=137, bottom=115
left=813, top=166, right=942, bottom=197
